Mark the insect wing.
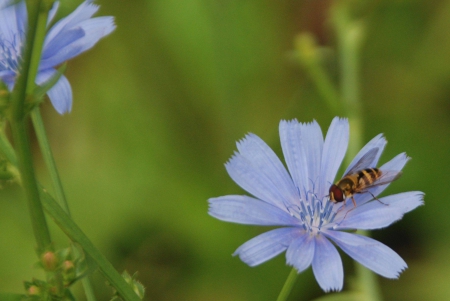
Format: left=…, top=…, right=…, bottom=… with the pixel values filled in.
left=370, top=170, right=403, bottom=187
left=345, top=148, right=379, bottom=175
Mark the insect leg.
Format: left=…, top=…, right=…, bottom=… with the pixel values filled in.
left=368, top=191, right=388, bottom=206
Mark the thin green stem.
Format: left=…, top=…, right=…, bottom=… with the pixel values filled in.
left=276, top=268, right=298, bottom=301
left=332, top=3, right=382, bottom=301
left=295, top=34, right=341, bottom=115
left=31, top=108, right=71, bottom=214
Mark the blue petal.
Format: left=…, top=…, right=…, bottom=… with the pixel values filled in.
left=286, top=231, right=315, bottom=273
left=233, top=227, right=300, bottom=266
left=324, top=230, right=407, bottom=278
left=37, top=69, right=72, bottom=114
left=0, top=70, right=15, bottom=87
left=0, top=0, right=26, bottom=43
left=236, top=133, right=298, bottom=207
left=279, top=120, right=310, bottom=201
left=41, top=28, right=85, bottom=60
left=72, top=16, right=116, bottom=53
left=343, top=133, right=387, bottom=176
left=40, top=2, right=115, bottom=69
left=208, top=195, right=298, bottom=226
left=300, top=120, right=323, bottom=195
left=226, top=150, right=292, bottom=210
left=47, top=1, right=60, bottom=25
left=333, top=191, right=424, bottom=230
left=45, top=1, right=99, bottom=43
left=318, top=117, right=348, bottom=198
left=312, top=234, right=343, bottom=292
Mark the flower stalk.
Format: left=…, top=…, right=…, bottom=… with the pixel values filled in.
left=9, top=0, right=52, bottom=254
left=276, top=268, right=298, bottom=301
left=332, top=3, right=382, bottom=301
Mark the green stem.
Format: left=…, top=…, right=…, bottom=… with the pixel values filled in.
left=332, top=3, right=382, bottom=301
left=276, top=268, right=298, bottom=301
left=31, top=108, right=71, bottom=214
left=10, top=120, right=52, bottom=252
left=10, top=0, right=51, bottom=254
left=40, top=188, right=141, bottom=301
left=295, top=34, right=341, bottom=115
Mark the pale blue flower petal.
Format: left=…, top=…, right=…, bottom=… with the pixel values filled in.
left=72, top=16, right=116, bottom=53
left=300, top=120, right=323, bottom=194
left=41, top=28, right=85, bottom=62
left=44, top=1, right=99, bottom=44
left=37, top=69, right=72, bottom=114
left=324, top=230, right=407, bottom=278
left=0, top=0, right=26, bottom=44
left=47, top=1, right=60, bottom=25
left=0, top=70, right=14, bottom=87
left=208, top=195, right=299, bottom=226
left=41, top=16, right=115, bottom=69
left=233, top=227, right=299, bottom=266
left=318, top=117, right=348, bottom=198
left=279, top=120, right=309, bottom=201
left=236, top=133, right=298, bottom=207
left=333, top=191, right=424, bottom=230
left=226, top=152, right=291, bottom=210
left=343, top=133, right=387, bottom=176
left=312, top=235, right=343, bottom=292
left=286, top=231, right=315, bottom=273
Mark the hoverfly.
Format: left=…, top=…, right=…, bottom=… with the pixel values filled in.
left=329, top=148, right=402, bottom=208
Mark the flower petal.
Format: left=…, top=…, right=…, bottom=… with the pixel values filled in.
left=208, top=195, right=298, bottom=226
left=37, top=69, right=72, bottom=114
left=0, top=0, right=26, bottom=44
left=72, top=16, right=116, bottom=53
left=312, top=234, right=343, bottom=292
left=324, top=230, right=407, bottom=278
left=233, top=227, right=299, bottom=266
left=236, top=133, right=298, bottom=206
left=47, top=1, right=60, bottom=25
left=319, top=117, right=348, bottom=198
left=300, top=120, right=324, bottom=195
left=41, top=2, right=115, bottom=68
left=333, top=191, right=424, bottom=230
left=279, top=120, right=309, bottom=201
left=286, top=231, right=315, bottom=273
left=226, top=151, right=291, bottom=209
left=44, top=1, right=99, bottom=44
left=343, top=133, right=387, bottom=176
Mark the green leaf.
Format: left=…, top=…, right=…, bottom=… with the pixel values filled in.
left=39, top=188, right=141, bottom=301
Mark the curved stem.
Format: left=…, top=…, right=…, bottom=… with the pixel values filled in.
left=276, top=268, right=298, bottom=301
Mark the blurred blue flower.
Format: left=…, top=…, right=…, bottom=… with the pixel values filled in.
left=0, top=0, right=115, bottom=114
left=208, top=117, right=423, bottom=292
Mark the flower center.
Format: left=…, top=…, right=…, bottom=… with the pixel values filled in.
left=0, top=32, right=23, bottom=73
left=287, top=191, right=338, bottom=235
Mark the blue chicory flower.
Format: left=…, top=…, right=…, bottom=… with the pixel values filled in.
left=208, top=117, right=423, bottom=292
left=0, top=0, right=115, bottom=114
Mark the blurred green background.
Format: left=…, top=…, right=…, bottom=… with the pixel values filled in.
left=1, top=0, right=449, bottom=300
